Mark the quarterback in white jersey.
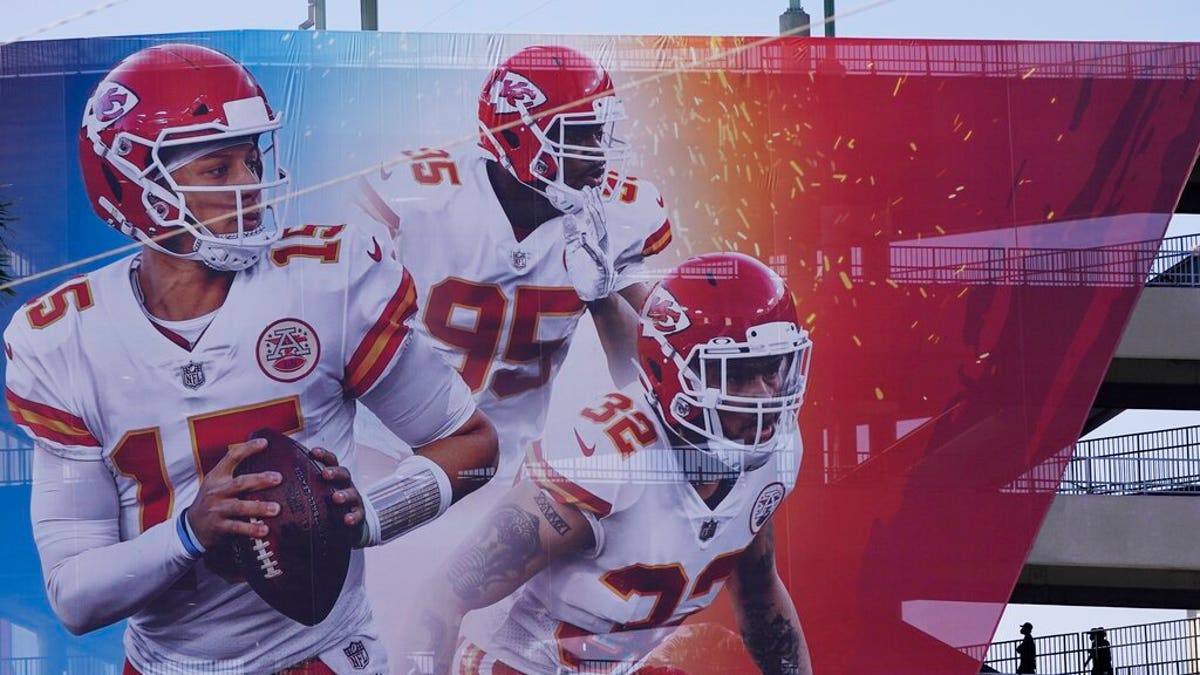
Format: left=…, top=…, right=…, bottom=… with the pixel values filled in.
left=417, top=253, right=816, bottom=675
left=5, top=45, right=496, bottom=674
left=357, top=45, right=673, bottom=477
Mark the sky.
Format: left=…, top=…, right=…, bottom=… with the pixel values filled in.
left=5, top=0, right=1199, bottom=657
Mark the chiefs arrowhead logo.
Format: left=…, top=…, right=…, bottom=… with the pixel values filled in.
left=490, top=72, right=547, bottom=115
left=642, top=286, right=691, bottom=337
left=85, top=82, right=139, bottom=131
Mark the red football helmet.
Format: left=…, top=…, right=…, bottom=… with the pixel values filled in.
left=638, top=253, right=813, bottom=471
left=477, top=45, right=631, bottom=212
left=79, top=44, right=288, bottom=271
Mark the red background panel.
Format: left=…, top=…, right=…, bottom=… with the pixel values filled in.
left=621, top=38, right=1200, bottom=673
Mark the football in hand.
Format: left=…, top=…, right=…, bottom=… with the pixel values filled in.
left=229, top=428, right=353, bottom=626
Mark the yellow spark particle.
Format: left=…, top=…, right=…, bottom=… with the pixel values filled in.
left=892, top=76, right=905, bottom=97
left=979, top=352, right=991, bottom=360
left=919, top=287, right=928, bottom=298
left=935, top=225, right=946, bottom=234
left=963, top=130, right=973, bottom=141
left=1022, top=67, right=1036, bottom=79
left=874, top=387, right=885, bottom=400
left=1046, top=210, right=1056, bottom=221
left=1056, top=133, right=1064, bottom=142
left=717, top=69, right=732, bottom=92
left=886, top=279, right=898, bottom=288
left=834, top=135, right=842, bottom=150
left=848, top=138, right=856, bottom=149
left=822, top=257, right=831, bottom=271
left=839, top=271, right=853, bottom=290
left=909, top=141, right=918, bottom=152
left=789, top=160, right=805, bottom=176
left=735, top=229, right=749, bottom=240
left=956, top=185, right=965, bottom=192
left=833, top=174, right=847, bottom=182
left=1050, top=96, right=1057, bottom=103
left=957, top=287, right=969, bottom=298
left=910, top=320, right=919, bottom=329
left=852, top=335, right=862, bottom=346
left=805, top=312, right=816, bottom=324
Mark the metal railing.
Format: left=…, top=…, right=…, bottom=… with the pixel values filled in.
left=1060, top=425, right=1200, bottom=495
left=888, top=233, right=1200, bottom=289
left=978, top=616, right=1200, bottom=675
left=0, top=445, right=33, bottom=486
left=0, top=656, right=119, bottom=675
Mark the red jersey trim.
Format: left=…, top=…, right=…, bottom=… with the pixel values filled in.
left=343, top=270, right=417, bottom=399
left=5, top=388, right=100, bottom=448
left=525, top=439, right=613, bottom=517
left=641, top=219, right=673, bottom=257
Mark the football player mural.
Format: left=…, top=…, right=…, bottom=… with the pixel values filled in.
left=412, top=252, right=814, bottom=674
left=2, top=30, right=1199, bottom=675
left=3, top=44, right=497, bottom=673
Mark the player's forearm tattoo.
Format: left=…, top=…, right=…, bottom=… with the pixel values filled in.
left=534, top=490, right=572, bottom=536
left=742, top=602, right=802, bottom=675
left=446, top=505, right=541, bottom=607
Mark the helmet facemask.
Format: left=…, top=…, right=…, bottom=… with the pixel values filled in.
left=661, top=321, right=813, bottom=472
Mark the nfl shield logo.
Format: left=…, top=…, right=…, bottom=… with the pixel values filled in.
left=180, top=362, right=205, bottom=390
left=699, top=519, right=719, bottom=542
left=343, top=639, right=370, bottom=669
left=511, top=249, right=530, bottom=271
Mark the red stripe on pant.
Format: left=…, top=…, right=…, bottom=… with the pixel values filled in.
left=124, top=658, right=336, bottom=674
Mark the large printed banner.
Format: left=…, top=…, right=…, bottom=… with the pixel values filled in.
left=0, top=32, right=1198, bottom=674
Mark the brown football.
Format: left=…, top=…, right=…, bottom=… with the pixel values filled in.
left=230, top=428, right=353, bottom=626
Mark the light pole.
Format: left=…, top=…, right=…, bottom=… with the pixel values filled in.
left=779, top=0, right=812, bottom=36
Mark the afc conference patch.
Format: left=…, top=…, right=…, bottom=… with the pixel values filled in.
left=750, top=482, right=786, bottom=534
left=257, top=318, right=321, bottom=383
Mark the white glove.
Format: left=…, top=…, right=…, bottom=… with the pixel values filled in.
left=562, top=186, right=617, bottom=302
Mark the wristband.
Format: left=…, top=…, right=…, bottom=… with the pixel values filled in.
left=361, top=454, right=453, bottom=547
left=176, top=507, right=206, bottom=558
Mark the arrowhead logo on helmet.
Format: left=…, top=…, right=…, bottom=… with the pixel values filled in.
left=642, top=286, right=691, bottom=337
left=491, top=72, right=548, bottom=114
left=85, top=83, right=139, bottom=131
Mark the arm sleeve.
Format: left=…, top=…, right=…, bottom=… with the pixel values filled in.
left=340, top=224, right=421, bottom=400
left=358, top=331, right=476, bottom=449
left=4, top=318, right=102, bottom=461
left=521, top=393, right=652, bottom=522
left=611, top=180, right=672, bottom=290
left=30, top=443, right=196, bottom=635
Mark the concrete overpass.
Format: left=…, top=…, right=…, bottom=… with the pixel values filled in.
left=1015, top=271, right=1200, bottom=609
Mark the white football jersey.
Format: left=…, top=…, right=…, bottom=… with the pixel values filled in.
left=358, top=148, right=673, bottom=476
left=4, top=222, right=469, bottom=673
left=459, top=386, right=801, bottom=674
